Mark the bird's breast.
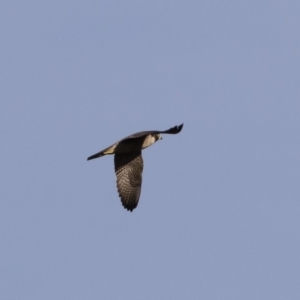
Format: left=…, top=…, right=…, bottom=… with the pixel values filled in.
left=141, top=135, right=157, bottom=149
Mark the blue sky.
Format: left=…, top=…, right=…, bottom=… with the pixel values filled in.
left=1, top=1, right=300, bottom=299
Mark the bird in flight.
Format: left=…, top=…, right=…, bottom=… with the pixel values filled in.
left=87, top=124, right=184, bottom=212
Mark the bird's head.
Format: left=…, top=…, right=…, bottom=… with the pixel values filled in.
left=156, top=134, right=162, bottom=141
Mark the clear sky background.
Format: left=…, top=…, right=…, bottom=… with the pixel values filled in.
left=1, top=1, right=300, bottom=299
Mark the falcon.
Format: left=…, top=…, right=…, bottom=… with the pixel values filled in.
left=87, top=124, right=183, bottom=212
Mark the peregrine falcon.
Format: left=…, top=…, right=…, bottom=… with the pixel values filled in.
left=87, top=124, right=183, bottom=212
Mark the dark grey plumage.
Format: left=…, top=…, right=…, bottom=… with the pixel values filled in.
left=114, top=152, right=143, bottom=211
left=87, top=124, right=183, bottom=211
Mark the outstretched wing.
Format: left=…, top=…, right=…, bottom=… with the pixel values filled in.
left=114, top=152, right=143, bottom=211
left=121, top=123, right=184, bottom=140
left=87, top=124, right=184, bottom=160
left=160, top=123, right=184, bottom=134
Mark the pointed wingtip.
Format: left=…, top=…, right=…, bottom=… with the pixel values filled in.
left=87, top=152, right=104, bottom=161
left=87, top=154, right=96, bottom=160
left=174, top=123, right=184, bottom=131
left=163, top=123, right=184, bottom=134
